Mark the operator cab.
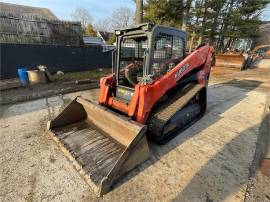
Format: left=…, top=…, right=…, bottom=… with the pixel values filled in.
left=114, top=23, right=186, bottom=102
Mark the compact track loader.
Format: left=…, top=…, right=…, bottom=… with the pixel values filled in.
left=48, top=23, right=214, bottom=196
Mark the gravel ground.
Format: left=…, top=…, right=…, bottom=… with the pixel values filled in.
left=0, top=66, right=269, bottom=201
left=245, top=92, right=270, bottom=202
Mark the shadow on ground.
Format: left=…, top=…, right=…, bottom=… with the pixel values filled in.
left=171, top=121, right=262, bottom=201
left=0, top=96, right=68, bottom=119
left=173, top=93, right=270, bottom=201
left=244, top=93, right=270, bottom=201
left=110, top=79, right=263, bottom=199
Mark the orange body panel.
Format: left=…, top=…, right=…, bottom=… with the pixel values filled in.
left=99, top=45, right=214, bottom=124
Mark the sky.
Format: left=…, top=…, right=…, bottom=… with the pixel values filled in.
left=1, top=0, right=270, bottom=22
left=262, top=5, right=270, bottom=21
left=1, top=0, right=136, bottom=22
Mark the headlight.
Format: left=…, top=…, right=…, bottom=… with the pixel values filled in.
left=115, top=30, right=121, bottom=35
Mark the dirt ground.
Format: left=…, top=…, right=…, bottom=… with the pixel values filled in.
left=0, top=69, right=111, bottom=105
left=245, top=93, right=270, bottom=202
left=0, top=65, right=269, bottom=201
left=0, top=80, right=98, bottom=105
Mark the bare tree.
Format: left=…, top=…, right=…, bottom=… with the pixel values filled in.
left=110, top=7, right=134, bottom=30
left=94, top=18, right=111, bottom=32
left=95, top=7, right=134, bottom=32
left=71, top=7, right=92, bottom=28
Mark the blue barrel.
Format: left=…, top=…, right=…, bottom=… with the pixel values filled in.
left=17, top=68, right=29, bottom=85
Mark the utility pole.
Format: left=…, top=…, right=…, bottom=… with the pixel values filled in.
left=135, top=0, right=143, bottom=24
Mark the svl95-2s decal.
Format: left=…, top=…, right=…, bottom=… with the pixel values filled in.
left=175, top=63, right=189, bottom=79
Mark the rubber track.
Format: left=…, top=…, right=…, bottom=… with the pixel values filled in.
left=148, top=84, right=203, bottom=137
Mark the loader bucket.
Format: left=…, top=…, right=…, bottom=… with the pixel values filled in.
left=215, top=54, right=246, bottom=70
left=47, top=97, right=149, bottom=196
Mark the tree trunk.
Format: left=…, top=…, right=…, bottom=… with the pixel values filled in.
left=189, top=31, right=196, bottom=53
left=181, top=0, right=192, bottom=31
left=209, top=1, right=224, bottom=43
left=218, top=0, right=235, bottom=51
left=135, top=0, right=143, bottom=24
left=198, top=0, right=208, bottom=44
left=198, top=36, right=202, bottom=45
left=182, top=19, right=187, bottom=31
left=217, top=23, right=225, bottom=51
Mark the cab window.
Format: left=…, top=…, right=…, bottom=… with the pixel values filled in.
left=151, top=33, right=184, bottom=78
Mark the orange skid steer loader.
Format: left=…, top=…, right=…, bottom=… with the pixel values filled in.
left=47, top=23, right=214, bottom=196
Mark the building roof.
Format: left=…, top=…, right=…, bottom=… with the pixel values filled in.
left=0, top=2, right=82, bottom=46
left=83, top=36, right=105, bottom=45
left=97, top=31, right=113, bottom=42
left=0, top=2, right=58, bottom=20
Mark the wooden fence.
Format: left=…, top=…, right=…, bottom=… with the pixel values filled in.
left=0, top=43, right=112, bottom=79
